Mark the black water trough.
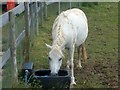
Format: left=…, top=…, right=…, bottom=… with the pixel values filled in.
left=31, top=69, right=71, bottom=89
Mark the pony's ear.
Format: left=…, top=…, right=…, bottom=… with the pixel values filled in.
left=45, top=43, right=52, bottom=49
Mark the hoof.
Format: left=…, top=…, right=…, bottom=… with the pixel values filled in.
left=77, top=64, right=82, bottom=69
left=71, top=81, right=77, bottom=85
left=79, top=65, right=82, bottom=69
left=71, top=77, right=76, bottom=86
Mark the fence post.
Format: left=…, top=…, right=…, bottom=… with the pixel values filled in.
left=9, top=11, right=18, bottom=83
left=41, top=2, right=44, bottom=27
left=45, top=2, right=48, bottom=19
left=69, top=0, right=71, bottom=9
left=24, top=2, right=30, bottom=62
left=33, top=3, right=36, bottom=36
left=30, top=3, right=35, bottom=42
left=78, top=2, right=80, bottom=7
left=58, top=0, right=61, bottom=14
left=20, top=44, right=23, bottom=67
left=35, top=2, right=39, bottom=36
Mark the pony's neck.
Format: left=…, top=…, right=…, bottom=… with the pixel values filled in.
left=52, top=25, right=65, bottom=50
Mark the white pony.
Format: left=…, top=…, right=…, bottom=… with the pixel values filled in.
left=46, top=8, right=88, bottom=85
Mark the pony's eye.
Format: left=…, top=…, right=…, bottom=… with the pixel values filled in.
left=48, top=57, right=52, bottom=61
left=59, top=58, right=62, bottom=61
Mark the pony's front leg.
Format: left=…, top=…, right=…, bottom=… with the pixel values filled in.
left=69, top=45, right=76, bottom=85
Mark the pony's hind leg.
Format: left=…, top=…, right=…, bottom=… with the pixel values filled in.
left=81, top=43, right=88, bottom=61
left=77, top=43, right=87, bottom=68
left=77, top=45, right=82, bottom=68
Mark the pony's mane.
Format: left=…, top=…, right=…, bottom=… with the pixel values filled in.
left=52, top=15, right=66, bottom=48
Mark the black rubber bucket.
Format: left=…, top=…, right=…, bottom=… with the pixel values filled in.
left=22, top=61, right=34, bottom=81
left=31, top=69, right=71, bottom=89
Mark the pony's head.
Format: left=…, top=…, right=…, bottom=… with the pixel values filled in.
left=46, top=44, right=64, bottom=76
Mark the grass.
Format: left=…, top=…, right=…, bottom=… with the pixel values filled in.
left=2, top=2, right=118, bottom=88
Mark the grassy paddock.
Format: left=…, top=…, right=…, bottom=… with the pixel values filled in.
left=2, top=2, right=118, bottom=88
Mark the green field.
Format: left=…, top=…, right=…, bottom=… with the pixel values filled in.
left=2, top=2, right=118, bottom=88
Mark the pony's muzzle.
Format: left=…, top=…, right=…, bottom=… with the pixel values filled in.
left=50, top=72, right=58, bottom=76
